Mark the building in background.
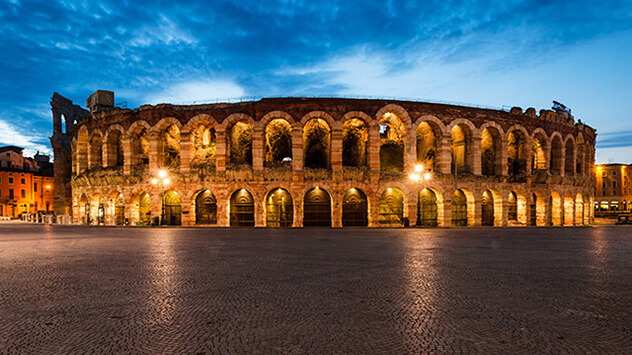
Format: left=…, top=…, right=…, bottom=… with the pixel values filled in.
left=594, top=164, right=632, bottom=213
left=0, top=146, right=54, bottom=218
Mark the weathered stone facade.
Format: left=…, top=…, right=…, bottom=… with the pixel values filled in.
left=56, top=93, right=596, bottom=227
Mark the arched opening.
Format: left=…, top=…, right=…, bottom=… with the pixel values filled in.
left=230, top=189, right=255, bottom=227
left=564, top=139, right=575, bottom=176
left=159, top=124, right=180, bottom=168
left=508, top=191, right=518, bottom=223
left=162, top=190, right=181, bottom=226
left=266, top=188, right=293, bottom=227
left=131, top=127, right=149, bottom=167
left=576, top=136, right=585, bottom=176
left=416, top=122, right=440, bottom=172
left=303, top=118, right=331, bottom=169
left=342, top=188, right=368, bottom=226
left=89, top=134, right=102, bottom=168
left=138, top=192, right=151, bottom=226
left=550, top=136, right=563, bottom=175
left=77, top=129, right=89, bottom=172
left=195, top=190, right=217, bottom=225
left=481, top=127, right=501, bottom=176
left=530, top=193, right=537, bottom=226
left=507, top=130, right=527, bottom=178
left=191, top=124, right=216, bottom=171
left=575, top=193, right=584, bottom=225
left=113, top=192, right=124, bottom=225
left=343, top=118, right=369, bottom=168
left=379, top=112, right=405, bottom=172
left=106, top=129, right=124, bottom=168
left=265, top=119, right=292, bottom=168
left=451, top=124, right=471, bottom=174
left=378, top=188, right=404, bottom=227
left=532, top=133, right=547, bottom=171
left=482, top=190, right=495, bottom=226
left=419, top=188, right=438, bottom=227
left=303, top=187, right=332, bottom=227
left=451, top=189, right=468, bottom=226
left=79, top=193, right=89, bottom=224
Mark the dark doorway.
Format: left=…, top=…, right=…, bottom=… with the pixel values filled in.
left=163, top=191, right=182, bottom=225
left=303, top=188, right=331, bottom=227
left=342, top=188, right=368, bottom=227
left=266, top=188, right=293, bottom=227
left=452, top=190, right=468, bottom=226
left=230, top=189, right=255, bottom=227
left=419, top=188, right=438, bottom=227
left=196, top=190, right=217, bottom=225
left=378, top=188, right=404, bottom=227
left=482, top=190, right=494, bottom=226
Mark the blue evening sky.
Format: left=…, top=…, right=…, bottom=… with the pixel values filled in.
left=0, top=0, right=631, bottom=163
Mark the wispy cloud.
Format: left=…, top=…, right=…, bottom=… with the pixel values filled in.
left=0, top=118, right=51, bottom=156
left=596, top=131, right=632, bottom=149
left=144, top=81, right=246, bottom=105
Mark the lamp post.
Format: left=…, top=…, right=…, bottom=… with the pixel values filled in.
left=409, top=164, right=432, bottom=227
left=151, top=170, right=170, bottom=225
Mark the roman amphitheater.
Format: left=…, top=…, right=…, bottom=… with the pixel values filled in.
left=50, top=91, right=596, bottom=227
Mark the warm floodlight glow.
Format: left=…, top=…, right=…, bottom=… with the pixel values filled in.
left=409, top=173, right=420, bottom=182
left=158, top=170, right=167, bottom=178
left=46, top=185, right=51, bottom=189
left=151, top=178, right=158, bottom=185
left=596, top=166, right=602, bottom=172
left=163, top=178, right=170, bottom=185
left=424, top=173, right=431, bottom=181
left=415, top=164, right=423, bottom=173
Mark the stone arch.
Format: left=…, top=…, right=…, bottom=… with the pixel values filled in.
left=378, top=110, right=407, bottom=173
left=300, top=111, right=337, bottom=129
left=564, top=136, right=575, bottom=177
left=451, top=188, right=475, bottom=227
left=508, top=189, right=527, bottom=225
left=104, top=125, right=125, bottom=168
left=88, top=131, right=103, bottom=168
left=194, top=189, right=218, bottom=225
left=227, top=121, right=253, bottom=167
left=416, top=118, right=443, bottom=172
left=229, top=188, right=255, bottom=227
left=375, top=104, right=412, bottom=127
left=450, top=121, right=474, bottom=174
left=506, top=125, right=529, bottom=178
left=418, top=187, right=442, bottom=227
left=549, top=132, right=564, bottom=175
left=530, top=190, right=546, bottom=226
left=156, top=122, right=181, bottom=169
left=181, top=114, right=219, bottom=133
left=161, top=190, right=182, bottom=225
left=303, top=186, right=332, bottom=227
left=480, top=125, right=503, bottom=176
left=342, top=187, right=368, bottom=226
left=264, top=118, right=293, bottom=168
left=190, top=118, right=217, bottom=171
left=481, top=189, right=502, bottom=226
left=260, top=111, right=296, bottom=128
left=303, top=117, right=331, bottom=169
left=532, top=129, right=548, bottom=171
left=128, top=121, right=151, bottom=167
left=378, top=187, right=405, bottom=227
left=265, top=187, right=294, bottom=227
left=107, top=190, right=125, bottom=226
left=342, top=116, right=370, bottom=168
left=575, top=134, right=586, bottom=176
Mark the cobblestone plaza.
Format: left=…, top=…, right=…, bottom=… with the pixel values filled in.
left=0, top=224, right=630, bottom=353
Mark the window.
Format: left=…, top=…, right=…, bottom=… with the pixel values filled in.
left=8, top=177, right=13, bottom=184
left=21, top=189, right=25, bottom=198
left=20, top=178, right=25, bottom=185
left=613, top=181, right=617, bottom=188
left=0, top=188, right=2, bottom=197
left=9, top=189, right=14, bottom=199
left=34, top=183, right=37, bottom=192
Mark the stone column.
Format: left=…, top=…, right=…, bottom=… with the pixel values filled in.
left=501, top=199, right=509, bottom=226
left=438, top=135, right=452, bottom=175
left=368, top=125, right=380, bottom=172
left=407, top=199, right=418, bottom=226
left=252, top=128, right=264, bottom=172
left=368, top=194, right=379, bottom=227
left=218, top=195, right=229, bottom=226
left=180, top=132, right=192, bottom=174
left=148, top=132, right=160, bottom=173
left=474, top=193, right=482, bottom=226
left=470, top=137, right=482, bottom=175
left=499, top=139, right=508, bottom=176
left=123, top=136, right=132, bottom=175
left=560, top=147, right=566, bottom=177
left=181, top=194, right=192, bottom=226
left=332, top=193, right=342, bottom=228
left=405, top=129, right=416, bottom=173
left=291, top=128, right=303, bottom=171
left=255, top=198, right=265, bottom=227
left=215, top=129, right=227, bottom=172
left=151, top=190, right=162, bottom=224
left=293, top=194, right=303, bottom=227
left=331, top=129, right=343, bottom=171
left=443, top=200, right=452, bottom=227
left=525, top=137, right=533, bottom=176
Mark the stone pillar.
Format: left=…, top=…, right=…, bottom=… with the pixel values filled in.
left=332, top=193, right=342, bottom=228
left=180, top=132, right=192, bottom=174
left=331, top=129, right=343, bottom=171
left=470, top=137, right=481, bottom=175
left=252, top=128, right=264, bottom=172
left=216, top=129, right=227, bottom=172
left=474, top=193, right=482, bottom=226
left=544, top=144, right=551, bottom=173
left=560, top=146, right=566, bottom=177
left=405, top=129, right=416, bottom=173
left=499, top=140, right=508, bottom=176
left=368, top=125, right=380, bottom=172
left=255, top=198, right=265, bottom=227
left=368, top=194, right=379, bottom=227
left=544, top=197, right=552, bottom=226
left=293, top=194, right=303, bottom=227
left=443, top=200, right=452, bottom=228
left=525, top=137, right=533, bottom=176
left=501, top=199, right=509, bottom=226
left=407, top=199, right=418, bottom=226
left=151, top=191, right=162, bottom=224
left=148, top=132, right=160, bottom=173
left=123, top=136, right=132, bottom=175
left=291, top=128, right=303, bottom=171
left=218, top=196, right=229, bottom=227
left=438, top=135, right=451, bottom=175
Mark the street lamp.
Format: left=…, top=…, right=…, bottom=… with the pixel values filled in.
left=409, top=164, right=432, bottom=227
left=151, top=170, right=170, bottom=225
